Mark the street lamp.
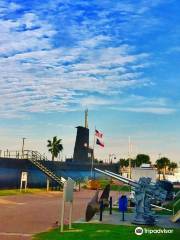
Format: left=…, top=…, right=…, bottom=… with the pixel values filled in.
left=128, top=136, right=132, bottom=179
left=109, top=154, right=116, bottom=164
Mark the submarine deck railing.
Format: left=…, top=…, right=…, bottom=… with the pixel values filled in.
left=0, top=149, right=48, bottom=160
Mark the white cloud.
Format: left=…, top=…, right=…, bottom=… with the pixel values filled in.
left=0, top=9, right=150, bottom=118
left=0, top=0, right=175, bottom=118
left=111, top=107, right=176, bottom=115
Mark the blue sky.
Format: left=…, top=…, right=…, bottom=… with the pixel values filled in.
left=0, top=0, right=180, bottom=163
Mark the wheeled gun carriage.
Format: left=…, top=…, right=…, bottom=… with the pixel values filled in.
left=95, top=168, right=167, bottom=225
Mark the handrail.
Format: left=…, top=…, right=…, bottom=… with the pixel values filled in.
left=23, top=150, right=48, bottom=161
left=0, top=149, right=48, bottom=160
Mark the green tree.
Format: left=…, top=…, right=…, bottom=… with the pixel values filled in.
left=156, top=157, right=170, bottom=179
left=135, top=154, right=151, bottom=167
left=155, top=159, right=164, bottom=180
left=47, top=136, right=63, bottom=161
left=119, top=159, right=129, bottom=168
left=168, top=162, right=178, bottom=175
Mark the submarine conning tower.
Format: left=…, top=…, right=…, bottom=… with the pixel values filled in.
left=73, top=109, right=91, bottom=163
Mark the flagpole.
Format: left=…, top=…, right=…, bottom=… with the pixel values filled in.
left=91, top=126, right=96, bottom=178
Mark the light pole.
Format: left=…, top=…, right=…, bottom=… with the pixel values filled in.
left=128, top=136, right=132, bottom=179
left=109, top=154, right=116, bottom=164
left=22, top=137, right=26, bottom=158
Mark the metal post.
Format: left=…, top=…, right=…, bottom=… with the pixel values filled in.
left=109, top=196, right=112, bottom=215
left=69, top=202, right=73, bottom=229
left=99, top=200, right=103, bottom=221
left=60, top=198, right=65, bottom=232
left=122, top=211, right=125, bottom=221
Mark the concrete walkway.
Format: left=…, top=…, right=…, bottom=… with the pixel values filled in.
left=76, top=211, right=180, bottom=229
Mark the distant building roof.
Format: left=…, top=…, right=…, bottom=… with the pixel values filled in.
left=140, top=164, right=151, bottom=168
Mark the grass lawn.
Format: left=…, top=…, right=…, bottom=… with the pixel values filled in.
left=154, top=209, right=172, bottom=215
left=33, top=223, right=179, bottom=240
left=98, top=179, right=130, bottom=192
left=0, top=188, right=46, bottom=196
left=110, top=184, right=130, bottom=192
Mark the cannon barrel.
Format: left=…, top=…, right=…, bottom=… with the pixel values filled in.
left=105, top=169, right=158, bottom=186
left=105, top=170, right=137, bottom=185
left=104, top=170, right=166, bottom=200
left=95, top=168, right=137, bottom=187
left=95, top=168, right=166, bottom=201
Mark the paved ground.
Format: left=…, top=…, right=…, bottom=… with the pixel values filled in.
left=77, top=211, right=180, bottom=229
left=0, top=190, right=119, bottom=240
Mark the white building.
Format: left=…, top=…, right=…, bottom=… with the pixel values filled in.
left=165, top=167, right=180, bottom=183
left=131, top=164, right=157, bottom=182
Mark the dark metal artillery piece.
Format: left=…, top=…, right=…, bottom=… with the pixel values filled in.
left=95, top=168, right=167, bottom=225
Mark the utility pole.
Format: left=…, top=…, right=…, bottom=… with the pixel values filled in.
left=22, top=137, right=26, bottom=159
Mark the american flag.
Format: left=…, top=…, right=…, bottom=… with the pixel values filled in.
left=95, top=129, right=103, bottom=138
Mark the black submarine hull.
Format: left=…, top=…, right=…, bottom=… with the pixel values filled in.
left=0, top=157, right=119, bottom=189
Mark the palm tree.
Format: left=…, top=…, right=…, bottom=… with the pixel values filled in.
left=168, top=162, right=178, bottom=175
left=155, top=159, right=164, bottom=180
left=135, top=154, right=151, bottom=167
left=47, top=136, right=63, bottom=161
left=156, top=157, right=170, bottom=180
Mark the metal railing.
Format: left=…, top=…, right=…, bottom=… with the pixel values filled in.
left=24, top=150, right=65, bottom=185
left=0, top=150, right=22, bottom=159
left=23, top=150, right=48, bottom=161
left=0, top=149, right=48, bottom=160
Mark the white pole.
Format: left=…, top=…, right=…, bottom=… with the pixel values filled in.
left=47, top=178, right=50, bottom=192
left=128, top=136, right=132, bottom=179
left=69, top=202, right=73, bottom=229
left=60, top=182, right=66, bottom=232
left=60, top=199, right=65, bottom=232
left=25, top=180, right=27, bottom=192
left=20, top=180, right=22, bottom=192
